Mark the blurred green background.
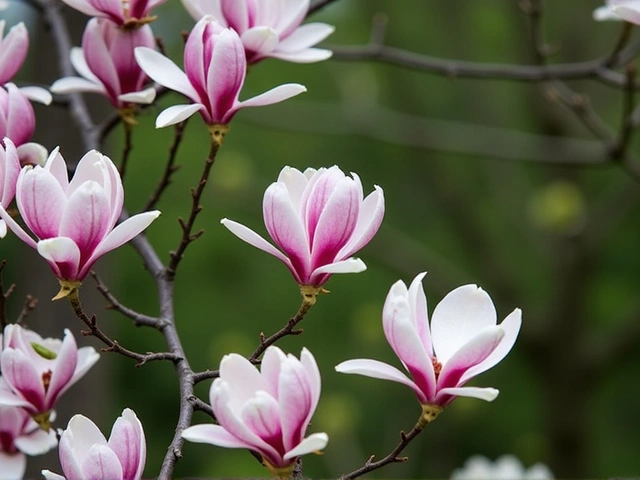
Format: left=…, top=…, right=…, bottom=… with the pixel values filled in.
left=6, top=0, right=640, bottom=478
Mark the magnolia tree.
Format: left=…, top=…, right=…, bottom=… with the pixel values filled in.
left=0, top=0, right=639, bottom=479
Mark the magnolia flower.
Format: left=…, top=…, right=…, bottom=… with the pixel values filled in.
left=0, top=148, right=160, bottom=282
left=0, top=405, right=58, bottom=480
left=0, top=84, right=50, bottom=165
left=134, top=16, right=306, bottom=128
left=222, top=166, right=384, bottom=288
left=182, top=0, right=334, bottom=63
left=51, top=18, right=156, bottom=109
left=0, top=324, right=99, bottom=425
left=0, top=21, right=28, bottom=84
left=336, top=273, right=521, bottom=408
left=42, top=408, right=146, bottom=480
left=594, top=0, right=640, bottom=21
left=451, top=455, right=554, bottom=480
left=182, top=347, right=328, bottom=477
left=59, top=0, right=165, bottom=26
left=0, top=138, right=20, bottom=238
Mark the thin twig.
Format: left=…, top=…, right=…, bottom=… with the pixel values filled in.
left=119, top=121, right=134, bottom=180
left=15, top=295, right=38, bottom=325
left=308, top=0, right=340, bottom=16
left=66, top=292, right=180, bottom=367
left=0, top=260, right=15, bottom=329
left=90, top=272, right=161, bottom=328
left=166, top=139, right=222, bottom=278
left=613, top=62, right=638, bottom=159
left=143, top=120, right=187, bottom=212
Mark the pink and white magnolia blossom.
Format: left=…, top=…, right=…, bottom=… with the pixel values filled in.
left=51, top=18, right=156, bottom=108
left=0, top=84, right=50, bottom=166
left=221, top=166, right=384, bottom=287
left=336, top=273, right=521, bottom=407
left=59, top=0, right=166, bottom=26
left=182, top=0, right=334, bottom=64
left=182, top=347, right=328, bottom=475
left=451, top=454, right=554, bottom=480
left=134, top=16, right=306, bottom=128
left=0, top=21, right=29, bottom=84
left=0, top=138, right=20, bottom=238
left=42, top=408, right=146, bottom=480
left=0, top=324, right=100, bottom=420
left=0, top=148, right=160, bottom=282
left=0, top=405, right=58, bottom=480
left=594, top=0, right=640, bottom=22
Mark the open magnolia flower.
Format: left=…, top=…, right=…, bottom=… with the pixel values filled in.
left=451, top=454, right=554, bottom=480
left=0, top=405, right=58, bottom=480
left=336, top=273, right=521, bottom=408
left=134, top=16, right=306, bottom=128
left=0, top=148, right=160, bottom=283
left=0, top=324, right=99, bottom=426
left=51, top=18, right=157, bottom=109
left=182, top=346, right=328, bottom=477
left=222, top=166, right=384, bottom=288
left=59, top=0, right=166, bottom=26
left=594, top=0, right=640, bottom=21
left=42, top=408, right=146, bottom=480
left=0, top=20, right=28, bottom=84
left=181, top=0, right=334, bottom=63
left=0, top=138, right=20, bottom=238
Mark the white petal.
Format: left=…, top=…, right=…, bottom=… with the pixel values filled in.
left=0, top=452, right=26, bottom=480
left=237, top=83, right=306, bottom=110
left=18, top=86, right=53, bottom=105
left=14, top=429, right=57, bottom=455
left=277, top=23, right=335, bottom=52
left=283, top=432, right=328, bottom=460
left=51, top=77, right=106, bottom=96
left=118, top=87, right=156, bottom=104
left=220, top=218, right=293, bottom=267
left=335, top=358, right=423, bottom=398
left=270, top=48, right=333, bottom=63
left=70, top=47, right=100, bottom=84
left=311, top=257, right=366, bottom=276
left=241, top=26, right=279, bottom=56
left=437, top=386, right=499, bottom=402
left=41, top=471, right=66, bottom=480
left=155, top=104, right=203, bottom=128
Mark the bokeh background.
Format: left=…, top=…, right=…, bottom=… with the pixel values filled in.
left=4, top=0, right=640, bottom=478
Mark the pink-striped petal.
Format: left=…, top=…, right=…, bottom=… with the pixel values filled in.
left=60, top=415, right=107, bottom=480
left=220, top=0, right=249, bottom=32
left=16, top=167, right=66, bottom=239
left=431, top=285, right=498, bottom=365
left=37, top=237, right=81, bottom=280
left=1, top=137, right=20, bottom=205
left=182, top=424, right=252, bottom=449
left=44, top=329, right=78, bottom=408
left=335, top=358, right=426, bottom=402
left=81, top=444, right=123, bottom=480
left=240, top=391, right=282, bottom=446
left=207, top=28, right=245, bottom=123
left=0, top=22, right=28, bottom=85
left=260, top=346, right=286, bottom=399
left=70, top=47, right=101, bottom=84
left=108, top=409, right=145, bottom=480
left=218, top=353, right=266, bottom=407
left=0, top=348, right=45, bottom=412
left=43, top=148, right=70, bottom=190
left=279, top=356, right=313, bottom=452
left=407, top=272, right=432, bottom=354
left=337, top=186, right=384, bottom=259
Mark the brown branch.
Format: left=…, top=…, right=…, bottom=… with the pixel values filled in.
left=15, top=295, right=38, bottom=325
left=90, top=272, right=162, bottom=327
left=142, top=120, right=187, bottom=212
left=119, top=120, right=134, bottom=180
left=308, top=0, right=341, bottom=16
left=66, top=291, right=180, bottom=367
left=166, top=137, right=223, bottom=278
left=0, top=260, right=15, bottom=329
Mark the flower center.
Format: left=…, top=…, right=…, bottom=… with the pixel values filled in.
left=42, top=370, right=52, bottom=393
left=432, top=357, right=442, bottom=378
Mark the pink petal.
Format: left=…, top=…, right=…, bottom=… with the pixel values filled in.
left=239, top=391, right=282, bottom=449
left=181, top=424, right=253, bottom=449
left=207, top=28, right=246, bottom=123
left=299, top=348, right=321, bottom=425
left=260, top=346, right=286, bottom=398
left=59, top=181, right=111, bottom=259
left=431, top=285, right=498, bottom=365
left=60, top=415, right=107, bottom=480
left=613, top=3, right=640, bottom=23
left=181, top=0, right=223, bottom=21
left=6, top=84, right=35, bottom=147
left=220, top=0, right=249, bottom=32
left=276, top=166, right=309, bottom=212
left=59, top=0, right=109, bottom=18
left=279, top=356, right=313, bottom=452
left=37, top=237, right=81, bottom=280
left=336, top=185, right=384, bottom=259
left=81, top=444, right=123, bottom=480
left=82, top=19, right=120, bottom=102
left=86, top=0, right=126, bottom=22
left=218, top=353, right=266, bottom=407
left=283, top=432, right=328, bottom=460
left=335, top=358, right=426, bottom=402
left=16, top=167, right=66, bottom=239
left=437, top=326, right=505, bottom=391
left=263, top=182, right=310, bottom=282
left=0, top=22, right=28, bottom=85
left=459, top=308, right=522, bottom=384
left=43, top=148, right=70, bottom=191
left=0, top=348, right=46, bottom=412
left=70, top=47, right=101, bottom=84
left=407, top=272, right=432, bottom=354
left=382, top=283, right=436, bottom=401
left=82, top=210, right=160, bottom=278
left=70, top=347, right=100, bottom=386
left=45, top=329, right=78, bottom=409
left=108, top=409, right=145, bottom=480
left=272, top=0, right=308, bottom=38
left=1, top=137, right=20, bottom=205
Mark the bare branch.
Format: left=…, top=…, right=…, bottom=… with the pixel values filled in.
left=0, top=260, right=15, bottom=329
